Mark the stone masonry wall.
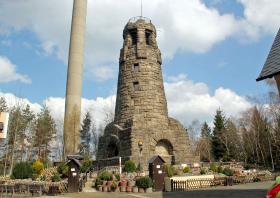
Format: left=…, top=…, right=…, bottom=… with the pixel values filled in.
left=97, top=18, right=195, bottom=169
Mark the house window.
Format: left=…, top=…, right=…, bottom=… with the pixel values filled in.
left=133, top=81, right=140, bottom=91
left=133, top=63, right=139, bottom=72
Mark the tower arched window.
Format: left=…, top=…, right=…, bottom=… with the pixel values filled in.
left=145, top=30, right=152, bottom=45
left=133, top=81, right=140, bottom=91
left=129, top=29, right=137, bottom=45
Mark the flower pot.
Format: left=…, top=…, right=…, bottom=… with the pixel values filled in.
left=120, top=186, right=126, bottom=192
left=126, top=186, right=132, bottom=192
left=145, top=187, right=153, bottom=193
left=107, top=181, right=113, bottom=187
left=133, top=186, right=138, bottom=193
left=138, top=187, right=145, bottom=193
left=128, top=180, right=135, bottom=187
left=120, top=180, right=127, bottom=187
left=114, top=186, right=120, bottom=192
left=102, top=181, right=107, bottom=186
left=98, top=185, right=103, bottom=191
left=103, top=186, right=108, bottom=192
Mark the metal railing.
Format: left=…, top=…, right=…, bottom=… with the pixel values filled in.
left=129, top=16, right=151, bottom=23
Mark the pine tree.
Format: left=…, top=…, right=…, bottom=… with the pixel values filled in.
left=0, top=97, right=8, bottom=112
left=34, top=106, right=56, bottom=161
left=212, top=109, right=227, bottom=161
left=80, top=112, right=91, bottom=156
left=201, top=122, right=211, bottom=138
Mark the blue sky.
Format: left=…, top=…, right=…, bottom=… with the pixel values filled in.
left=0, top=0, right=279, bottom=126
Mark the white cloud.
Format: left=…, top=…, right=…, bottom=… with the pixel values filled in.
left=165, top=74, right=252, bottom=126
left=237, top=0, right=280, bottom=39
left=0, top=56, right=31, bottom=84
left=0, top=92, right=41, bottom=113
left=0, top=73, right=252, bottom=128
left=2, top=0, right=272, bottom=81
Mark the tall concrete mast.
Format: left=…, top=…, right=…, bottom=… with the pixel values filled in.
left=63, top=0, right=87, bottom=158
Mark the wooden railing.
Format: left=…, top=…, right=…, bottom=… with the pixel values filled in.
left=171, top=178, right=223, bottom=191
left=171, top=175, right=275, bottom=192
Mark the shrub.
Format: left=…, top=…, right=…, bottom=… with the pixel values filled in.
left=12, top=162, right=33, bottom=179
left=32, top=160, right=44, bottom=175
left=223, top=167, right=234, bottom=176
left=81, top=158, right=92, bottom=173
left=136, top=176, right=153, bottom=189
left=244, top=164, right=251, bottom=170
left=210, top=163, right=218, bottom=173
left=57, top=163, right=69, bottom=178
left=51, top=172, right=61, bottom=182
left=95, top=177, right=102, bottom=188
left=123, top=160, right=136, bottom=173
left=183, top=166, right=190, bottom=173
left=217, top=166, right=223, bottom=173
left=200, top=168, right=206, bottom=175
left=98, top=171, right=112, bottom=181
left=114, top=173, right=120, bottom=181
left=165, top=165, right=174, bottom=177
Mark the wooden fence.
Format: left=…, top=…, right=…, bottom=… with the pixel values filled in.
left=171, top=178, right=225, bottom=191
left=171, top=175, right=275, bottom=192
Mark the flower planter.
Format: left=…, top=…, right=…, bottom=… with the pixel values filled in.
left=145, top=187, right=153, bottom=193
left=102, top=181, right=107, bottom=186
left=103, top=186, right=108, bottom=192
left=120, top=186, right=126, bottom=192
left=133, top=186, right=138, bottom=193
left=113, top=186, right=120, bottom=192
left=126, top=186, right=132, bottom=192
left=120, top=180, right=127, bottom=187
left=107, top=181, right=113, bottom=187
left=98, top=185, right=103, bottom=191
left=138, top=187, right=145, bottom=193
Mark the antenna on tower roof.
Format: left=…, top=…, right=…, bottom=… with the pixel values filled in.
left=141, top=0, right=143, bottom=17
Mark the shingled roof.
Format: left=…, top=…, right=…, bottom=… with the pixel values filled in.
left=257, top=28, right=280, bottom=81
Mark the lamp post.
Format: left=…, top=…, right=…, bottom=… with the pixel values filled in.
left=138, top=141, right=143, bottom=171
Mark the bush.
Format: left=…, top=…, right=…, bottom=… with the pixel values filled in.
left=200, top=168, right=206, bottom=175
left=114, top=173, right=120, bottom=181
left=81, top=158, right=92, bottom=173
left=32, top=160, right=44, bottom=175
left=217, top=166, right=223, bottom=173
left=123, top=160, right=136, bottom=173
left=12, top=162, right=33, bottom=179
left=51, top=172, right=61, bottom=182
left=95, top=177, right=102, bottom=188
left=98, top=171, right=112, bottom=181
left=165, top=165, right=174, bottom=177
left=57, top=163, right=69, bottom=178
left=210, top=163, right=218, bottom=173
left=136, top=176, right=153, bottom=188
left=223, top=167, right=234, bottom=176
left=183, top=166, right=190, bottom=173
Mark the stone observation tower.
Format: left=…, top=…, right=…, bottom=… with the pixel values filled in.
left=97, top=17, right=193, bottom=168
left=64, top=0, right=87, bottom=157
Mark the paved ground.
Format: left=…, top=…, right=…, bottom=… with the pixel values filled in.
left=43, top=181, right=274, bottom=198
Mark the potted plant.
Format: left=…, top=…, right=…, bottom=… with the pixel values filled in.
left=133, top=186, right=138, bottom=193
left=126, top=186, right=132, bottom=192
left=136, top=176, right=153, bottom=193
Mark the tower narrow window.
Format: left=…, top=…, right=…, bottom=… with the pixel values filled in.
left=129, top=29, right=137, bottom=45
left=133, top=81, right=140, bottom=91
left=145, top=30, right=152, bottom=45
left=133, top=63, right=139, bottom=72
